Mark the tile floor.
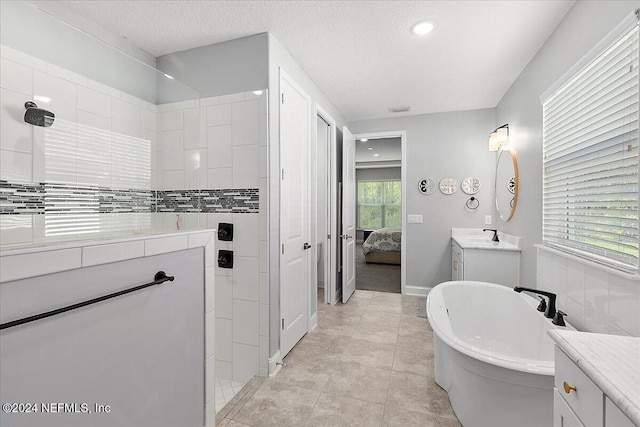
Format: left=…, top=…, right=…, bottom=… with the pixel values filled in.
left=215, top=378, right=249, bottom=414
left=216, top=289, right=461, bottom=426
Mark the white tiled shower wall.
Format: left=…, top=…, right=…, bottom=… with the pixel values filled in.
left=156, top=92, right=270, bottom=382
left=537, top=246, right=640, bottom=337
left=1, top=44, right=270, bottom=419
left=0, top=44, right=159, bottom=245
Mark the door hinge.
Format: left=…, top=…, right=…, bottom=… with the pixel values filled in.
left=327, top=234, right=331, bottom=240
left=282, top=244, right=285, bottom=254
left=281, top=93, right=284, bottom=104
left=282, top=318, right=284, bottom=330
left=281, top=169, right=285, bottom=180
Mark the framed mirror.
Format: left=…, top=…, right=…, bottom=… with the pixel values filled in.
left=495, top=148, right=519, bottom=221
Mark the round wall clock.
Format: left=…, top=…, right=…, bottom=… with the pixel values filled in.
left=461, top=176, right=481, bottom=195
left=418, top=178, right=436, bottom=195
left=508, top=177, right=516, bottom=194
left=439, top=178, right=458, bottom=195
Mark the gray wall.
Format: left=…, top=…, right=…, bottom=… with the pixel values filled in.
left=157, top=33, right=269, bottom=99
left=495, top=0, right=640, bottom=288
left=267, top=33, right=347, bottom=357
left=349, top=108, right=496, bottom=291
left=0, top=249, right=204, bottom=427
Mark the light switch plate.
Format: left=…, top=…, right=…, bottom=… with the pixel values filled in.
left=407, top=214, right=423, bottom=224
left=485, top=215, right=492, bottom=225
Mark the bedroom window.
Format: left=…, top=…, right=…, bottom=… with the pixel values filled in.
left=357, top=180, right=401, bottom=229
left=541, top=13, right=639, bottom=272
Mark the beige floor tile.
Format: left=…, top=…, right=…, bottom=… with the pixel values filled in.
left=392, top=345, right=434, bottom=377
left=382, top=405, right=462, bottom=427
left=366, top=299, right=402, bottom=314
left=361, top=310, right=402, bottom=327
left=386, top=372, right=456, bottom=419
left=306, top=393, right=385, bottom=427
left=324, top=362, right=391, bottom=404
left=273, top=352, right=334, bottom=391
left=372, top=292, right=403, bottom=302
left=316, top=317, right=360, bottom=337
left=233, top=381, right=321, bottom=426
left=353, top=289, right=376, bottom=299
left=352, top=322, right=398, bottom=345
left=341, top=339, right=396, bottom=370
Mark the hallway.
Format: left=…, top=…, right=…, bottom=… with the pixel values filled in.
left=216, top=290, right=460, bottom=426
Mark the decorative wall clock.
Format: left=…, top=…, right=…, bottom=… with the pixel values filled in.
left=508, top=177, right=516, bottom=194
left=439, top=178, right=458, bottom=195
left=461, top=176, right=481, bottom=195
left=418, top=178, right=436, bottom=195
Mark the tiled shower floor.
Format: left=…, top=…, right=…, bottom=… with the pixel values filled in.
left=215, top=378, right=247, bottom=413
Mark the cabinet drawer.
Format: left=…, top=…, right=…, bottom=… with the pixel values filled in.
left=452, top=241, right=463, bottom=262
left=605, top=397, right=634, bottom=427
left=554, top=347, right=603, bottom=425
left=554, top=389, right=585, bottom=427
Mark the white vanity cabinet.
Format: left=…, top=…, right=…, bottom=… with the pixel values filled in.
left=550, top=331, right=639, bottom=427
left=450, top=238, right=520, bottom=286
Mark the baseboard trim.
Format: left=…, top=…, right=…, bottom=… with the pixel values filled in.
left=309, top=312, right=318, bottom=332
left=268, top=351, right=283, bottom=376
left=405, top=285, right=432, bottom=296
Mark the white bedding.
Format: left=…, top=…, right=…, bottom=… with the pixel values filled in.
left=362, top=228, right=401, bottom=255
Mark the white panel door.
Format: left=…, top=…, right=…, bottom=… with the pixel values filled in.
left=342, top=127, right=356, bottom=303
left=280, top=71, right=310, bottom=357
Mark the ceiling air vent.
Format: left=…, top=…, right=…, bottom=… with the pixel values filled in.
left=388, top=106, right=410, bottom=113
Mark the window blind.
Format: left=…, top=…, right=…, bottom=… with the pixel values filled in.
left=542, top=19, right=639, bottom=272
left=44, top=119, right=151, bottom=238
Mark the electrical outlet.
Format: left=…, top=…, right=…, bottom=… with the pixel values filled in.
left=407, top=214, right=423, bottom=224
left=485, top=215, right=492, bottom=225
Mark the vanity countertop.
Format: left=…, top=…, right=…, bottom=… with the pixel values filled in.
left=548, top=329, right=640, bottom=426
left=0, top=229, right=216, bottom=283
left=451, top=228, right=521, bottom=251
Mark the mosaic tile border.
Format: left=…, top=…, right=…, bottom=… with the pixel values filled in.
left=0, top=181, right=259, bottom=215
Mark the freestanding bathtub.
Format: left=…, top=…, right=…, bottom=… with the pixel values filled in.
left=427, top=281, right=573, bottom=427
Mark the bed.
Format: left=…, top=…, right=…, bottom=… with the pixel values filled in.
left=362, top=228, right=401, bottom=265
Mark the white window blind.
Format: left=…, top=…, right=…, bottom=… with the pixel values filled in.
left=44, top=119, right=151, bottom=238
left=542, top=17, right=639, bottom=272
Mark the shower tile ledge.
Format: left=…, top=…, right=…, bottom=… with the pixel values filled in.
left=0, top=229, right=216, bottom=283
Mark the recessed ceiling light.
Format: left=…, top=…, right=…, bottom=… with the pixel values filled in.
left=253, top=90, right=263, bottom=95
left=163, top=73, right=175, bottom=80
left=373, top=154, right=380, bottom=157
left=367, top=147, right=374, bottom=150
left=360, top=138, right=368, bottom=142
left=411, top=21, right=435, bottom=36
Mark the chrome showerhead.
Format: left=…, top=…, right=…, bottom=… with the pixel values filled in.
left=24, top=101, right=54, bottom=127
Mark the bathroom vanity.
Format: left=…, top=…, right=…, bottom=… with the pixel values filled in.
left=549, top=330, right=639, bottom=427
left=0, top=230, right=216, bottom=427
left=451, top=228, right=521, bottom=286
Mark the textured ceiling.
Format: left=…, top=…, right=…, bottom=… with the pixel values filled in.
left=58, top=0, right=575, bottom=121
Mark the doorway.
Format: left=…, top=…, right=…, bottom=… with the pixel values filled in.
left=354, top=135, right=403, bottom=293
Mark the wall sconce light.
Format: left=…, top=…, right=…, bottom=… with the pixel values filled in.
left=489, top=124, right=509, bottom=151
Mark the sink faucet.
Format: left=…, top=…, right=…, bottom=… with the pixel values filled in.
left=513, top=287, right=557, bottom=319
left=482, top=228, right=499, bottom=242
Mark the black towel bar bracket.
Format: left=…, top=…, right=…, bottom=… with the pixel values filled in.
left=0, top=271, right=174, bottom=331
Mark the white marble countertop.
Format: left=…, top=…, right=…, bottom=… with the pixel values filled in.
left=548, top=330, right=640, bottom=425
left=451, top=228, right=521, bottom=251
left=0, top=229, right=217, bottom=283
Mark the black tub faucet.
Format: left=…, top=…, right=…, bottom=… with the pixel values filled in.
left=482, top=228, right=499, bottom=242
left=513, top=287, right=557, bottom=319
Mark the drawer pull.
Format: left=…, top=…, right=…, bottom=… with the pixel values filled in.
left=563, top=381, right=577, bottom=394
